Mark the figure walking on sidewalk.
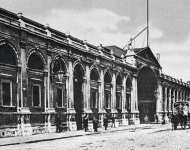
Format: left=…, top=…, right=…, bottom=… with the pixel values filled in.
left=93, top=116, right=99, bottom=132
left=103, top=115, right=108, bottom=130
left=83, top=113, right=89, bottom=132
left=111, top=116, right=116, bottom=128
left=55, top=113, right=61, bottom=133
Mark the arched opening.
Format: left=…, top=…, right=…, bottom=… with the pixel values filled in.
left=52, top=58, right=66, bottom=74
left=116, top=75, right=122, bottom=111
left=0, top=44, right=17, bottom=127
left=0, top=44, right=17, bottom=65
left=90, top=68, right=99, bottom=113
left=28, top=53, right=44, bottom=70
left=104, top=71, right=112, bottom=111
left=126, top=78, right=132, bottom=113
left=137, top=67, right=157, bottom=123
left=51, top=58, right=67, bottom=108
left=73, top=64, right=84, bottom=130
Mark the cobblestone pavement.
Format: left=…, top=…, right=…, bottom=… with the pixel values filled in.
left=1, top=124, right=190, bottom=150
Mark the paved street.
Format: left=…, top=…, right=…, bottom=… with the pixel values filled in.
left=1, top=124, right=190, bottom=150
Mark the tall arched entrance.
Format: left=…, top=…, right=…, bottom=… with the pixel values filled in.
left=0, top=43, right=18, bottom=128
left=104, top=71, right=112, bottom=111
left=73, top=64, right=84, bottom=130
left=90, top=68, right=99, bottom=114
left=137, top=67, right=157, bottom=123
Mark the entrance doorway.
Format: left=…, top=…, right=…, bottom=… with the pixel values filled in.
left=73, top=64, right=84, bottom=130
left=137, top=67, right=157, bottom=123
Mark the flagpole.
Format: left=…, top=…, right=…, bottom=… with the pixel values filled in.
left=147, top=0, right=149, bottom=47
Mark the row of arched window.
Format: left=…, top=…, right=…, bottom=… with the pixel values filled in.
left=0, top=43, right=132, bottom=112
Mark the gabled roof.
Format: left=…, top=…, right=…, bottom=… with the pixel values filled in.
left=133, top=46, right=161, bottom=68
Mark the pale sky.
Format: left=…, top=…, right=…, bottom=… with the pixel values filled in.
left=0, top=0, right=190, bottom=82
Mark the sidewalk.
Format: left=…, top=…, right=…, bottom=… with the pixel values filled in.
left=0, top=124, right=156, bottom=147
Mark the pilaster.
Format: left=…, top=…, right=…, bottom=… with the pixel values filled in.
left=176, top=90, right=179, bottom=102
left=111, top=73, right=117, bottom=113
left=168, top=88, right=172, bottom=112
left=99, top=69, right=105, bottom=113
left=156, top=81, right=163, bottom=122
left=84, top=65, right=91, bottom=112
left=122, top=76, right=127, bottom=112
left=130, top=75, right=139, bottom=124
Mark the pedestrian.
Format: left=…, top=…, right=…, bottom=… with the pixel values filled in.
left=83, top=113, right=88, bottom=132
left=154, top=114, right=158, bottom=123
left=93, top=116, right=99, bottom=132
left=55, top=113, right=61, bottom=133
left=111, top=116, right=115, bottom=128
left=162, top=114, right=166, bottom=125
left=103, top=115, right=108, bottom=130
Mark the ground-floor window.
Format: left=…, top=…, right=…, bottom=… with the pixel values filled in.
left=1, top=80, right=12, bottom=106
left=32, top=85, right=41, bottom=107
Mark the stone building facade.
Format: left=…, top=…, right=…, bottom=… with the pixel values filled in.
left=0, top=8, right=189, bottom=137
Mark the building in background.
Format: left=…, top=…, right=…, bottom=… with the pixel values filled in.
left=0, top=8, right=189, bottom=137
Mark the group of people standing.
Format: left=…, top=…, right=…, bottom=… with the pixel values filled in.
left=83, top=114, right=116, bottom=132
left=83, top=114, right=99, bottom=132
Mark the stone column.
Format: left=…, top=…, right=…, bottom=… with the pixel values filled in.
left=84, top=65, right=91, bottom=113
left=122, top=76, right=127, bottom=112
left=20, top=46, right=27, bottom=108
left=19, top=45, right=29, bottom=135
left=16, top=65, right=22, bottom=135
left=68, top=61, right=74, bottom=109
left=168, top=88, right=172, bottom=113
left=156, top=81, right=163, bottom=122
left=164, top=86, right=169, bottom=122
left=99, top=69, right=105, bottom=126
left=164, top=87, right=168, bottom=112
left=173, top=89, right=176, bottom=102
left=122, top=76, right=127, bottom=125
left=16, top=65, right=21, bottom=109
left=130, top=75, right=139, bottom=124
left=176, top=90, right=179, bottom=102
left=47, top=56, right=51, bottom=109
left=172, top=89, right=175, bottom=112
left=111, top=73, right=116, bottom=113
left=45, top=56, right=51, bottom=131
left=67, top=60, right=76, bottom=130
left=99, top=69, right=104, bottom=112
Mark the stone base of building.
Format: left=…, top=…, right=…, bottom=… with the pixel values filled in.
left=129, top=113, right=140, bottom=125
left=156, top=112, right=164, bottom=123
left=121, top=118, right=129, bottom=126
left=68, top=121, right=77, bottom=131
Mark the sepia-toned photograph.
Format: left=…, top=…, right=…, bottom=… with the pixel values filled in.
left=0, top=0, right=190, bottom=149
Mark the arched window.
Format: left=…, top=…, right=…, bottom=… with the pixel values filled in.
left=52, top=58, right=66, bottom=74
left=104, top=71, right=112, bottom=109
left=90, top=68, right=99, bottom=111
left=104, top=72, right=112, bottom=83
left=0, top=44, right=17, bottom=65
left=90, top=68, right=99, bottom=81
left=52, top=58, right=67, bottom=108
left=28, top=53, right=44, bottom=70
